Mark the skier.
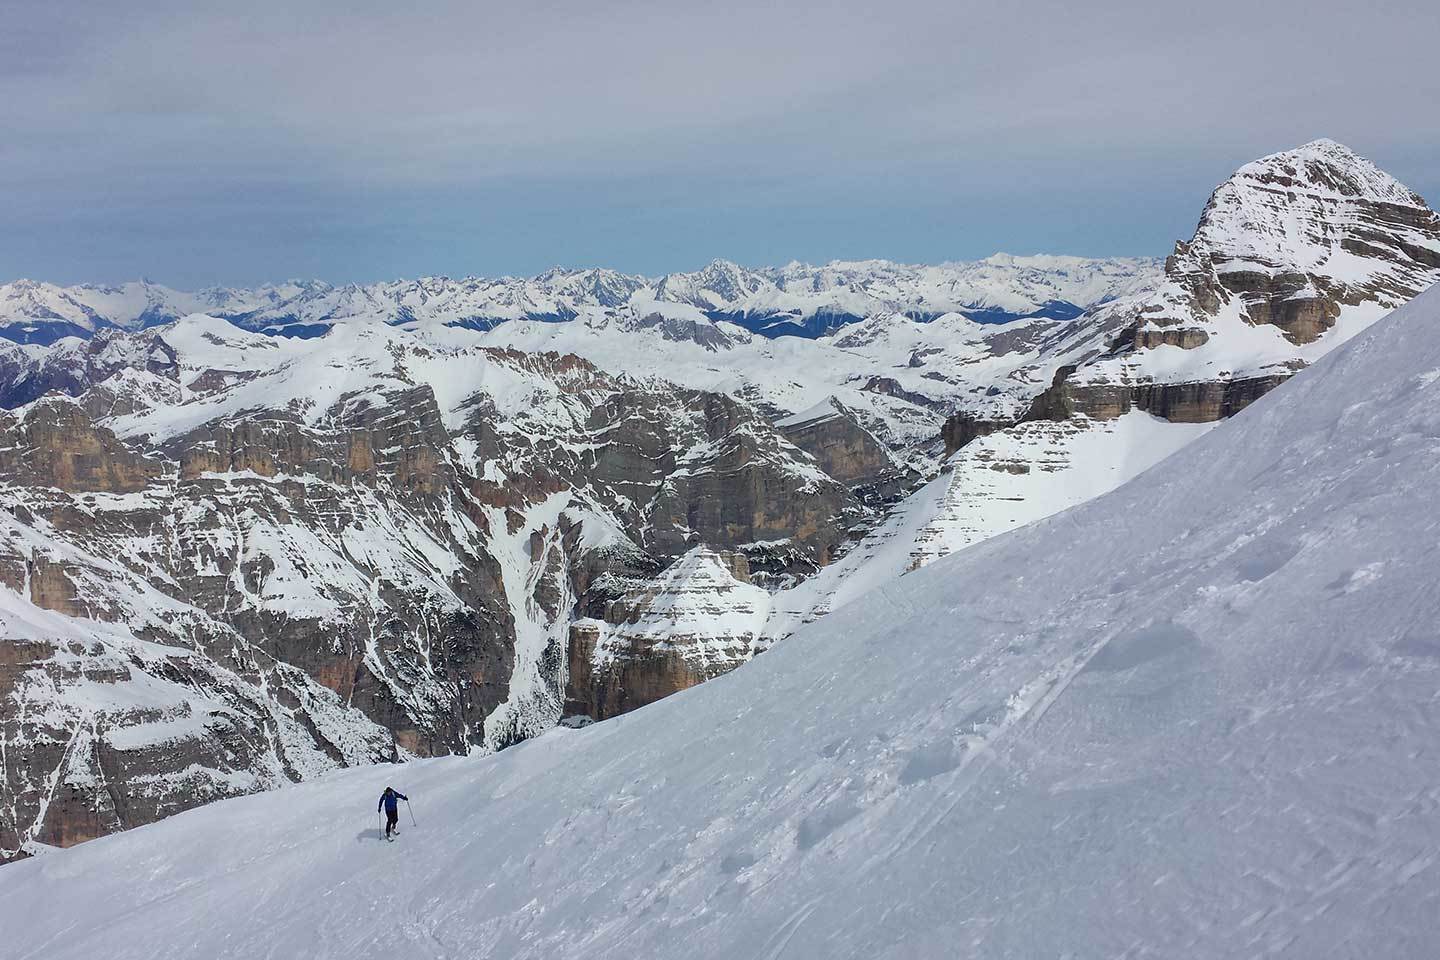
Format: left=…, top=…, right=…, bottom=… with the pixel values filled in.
left=377, top=786, right=409, bottom=840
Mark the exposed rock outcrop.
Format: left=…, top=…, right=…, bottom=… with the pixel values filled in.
left=564, top=547, right=770, bottom=720
left=777, top=397, right=903, bottom=488
left=1025, top=364, right=1294, bottom=424
left=1013, top=141, right=1440, bottom=428
left=1050, top=140, right=1440, bottom=416
left=0, top=398, right=165, bottom=493
left=585, top=389, right=856, bottom=578
left=901, top=141, right=1440, bottom=585
left=939, top=410, right=1014, bottom=457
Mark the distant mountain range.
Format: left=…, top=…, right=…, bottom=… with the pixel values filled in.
left=2, top=139, right=1437, bottom=866
left=0, top=254, right=1162, bottom=344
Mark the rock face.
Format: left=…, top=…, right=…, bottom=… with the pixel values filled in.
left=939, top=411, right=1013, bottom=457
left=853, top=142, right=1440, bottom=597
left=1024, top=364, right=1294, bottom=424
left=777, top=398, right=896, bottom=488
left=0, top=388, right=512, bottom=860
left=0, top=318, right=859, bottom=860
left=0, top=400, right=165, bottom=492
left=1035, top=139, right=1440, bottom=422
left=565, top=547, right=771, bottom=720
left=582, top=389, right=854, bottom=575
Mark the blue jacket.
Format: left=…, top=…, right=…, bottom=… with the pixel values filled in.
left=378, top=790, right=408, bottom=814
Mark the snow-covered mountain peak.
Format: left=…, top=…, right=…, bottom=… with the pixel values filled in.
left=1231, top=138, right=1424, bottom=205
left=0, top=254, right=1164, bottom=346
left=653, top=258, right=767, bottom=307
left=1035, top=140, right=1440, bottom=401
left=979, top=252, right=1093, bottom=270
left=1189, top=139, right=1434, bottom=276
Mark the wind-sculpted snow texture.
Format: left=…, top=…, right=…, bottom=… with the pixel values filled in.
left=5, top=281, right=1440, bottom=960
left=0, top=317, right=857, bottom=859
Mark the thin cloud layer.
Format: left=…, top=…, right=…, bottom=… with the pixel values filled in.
left=2, top=0, right=1437, bottom=285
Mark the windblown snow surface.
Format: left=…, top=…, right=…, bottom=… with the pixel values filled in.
left=6, top=286, right=1440, bottom=957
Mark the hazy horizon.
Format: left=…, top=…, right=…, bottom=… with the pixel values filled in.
left=4, top=0, right=1437, bottom=288
left=6, top=250, right=1171, bottom=291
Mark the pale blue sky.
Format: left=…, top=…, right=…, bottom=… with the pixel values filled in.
left=2, top=0, right=1437, bottom=287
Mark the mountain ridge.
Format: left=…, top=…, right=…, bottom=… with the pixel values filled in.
left=0, top=254, right=1163, bottom=345
left=5, top=273, right=1438, bottom=958
left=1, top=138, right=1436, bottom=866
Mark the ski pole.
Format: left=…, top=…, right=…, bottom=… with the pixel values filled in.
left=407, top=798, right=416, bottom=827
left=378, top=810, right=383, bottom=839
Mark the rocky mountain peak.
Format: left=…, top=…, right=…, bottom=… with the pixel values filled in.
left=1055, top=139, right=1440, bottom=412
left=1019, top=157, right=1438, bottom=424
left=1228, top=138, right=1424, bottom=206
left=653, top=259, right=767, bottom=307
left=1185, top=139, right=1435, bottom=282
left=921, top=142, right=1440, bottom=586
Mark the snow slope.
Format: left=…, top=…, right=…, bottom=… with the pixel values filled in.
left=763, top=411, right=1217, bottom=638
left=6, top=285, right=1440, bottom=958
left=907, top=411, right=1217, bottom=569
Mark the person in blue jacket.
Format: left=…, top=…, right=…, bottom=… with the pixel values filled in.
left=378, top=786, right=408, bottom=839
